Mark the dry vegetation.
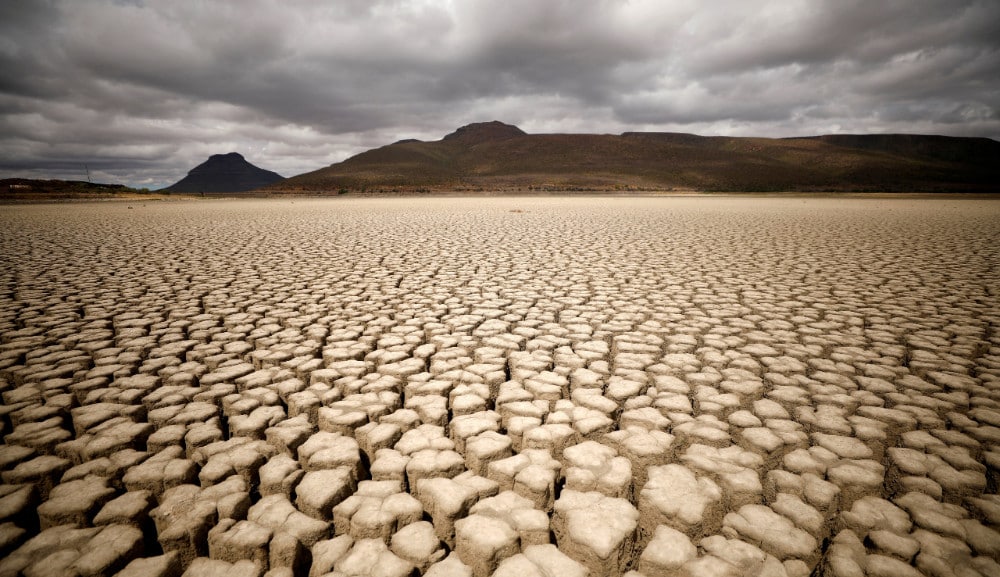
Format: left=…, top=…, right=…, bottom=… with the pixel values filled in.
left=1, top=197, right=999, bottom=577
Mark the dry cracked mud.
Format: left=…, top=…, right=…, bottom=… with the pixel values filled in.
left=1, top=196, right=999, bottom=577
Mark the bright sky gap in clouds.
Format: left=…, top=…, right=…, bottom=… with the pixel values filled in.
left=1, top=0, right=998, bottom=188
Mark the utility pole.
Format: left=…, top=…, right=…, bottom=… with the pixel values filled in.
left=84, top=164, right=91, bottom=183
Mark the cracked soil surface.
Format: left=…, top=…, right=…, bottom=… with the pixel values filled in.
left=1, top=196, right=998, bottom=577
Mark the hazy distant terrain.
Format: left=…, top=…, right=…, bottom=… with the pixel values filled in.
left=268, top=122, right=1000, bottom=194
left=0, top=178, right=158, bottom=201
left=1, top=197, right=998, bottom=576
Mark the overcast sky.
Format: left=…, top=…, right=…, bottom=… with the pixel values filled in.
left=2, top=0, right=998, bottom=189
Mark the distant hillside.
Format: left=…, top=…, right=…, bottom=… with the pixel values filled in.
left=1, top=178, right=154, bottom=201
left=268, top=121, right=1000, bottom=193
left=164, top=152, right=284, bottom=193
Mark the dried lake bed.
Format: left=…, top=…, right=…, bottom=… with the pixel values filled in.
left=1, top=196, right=999, bottom=577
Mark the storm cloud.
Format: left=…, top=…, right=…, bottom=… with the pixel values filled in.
left=1, top=0, right=998, bottom=188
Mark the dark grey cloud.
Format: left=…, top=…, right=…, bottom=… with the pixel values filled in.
left=1, top=0, right=997, bottom=188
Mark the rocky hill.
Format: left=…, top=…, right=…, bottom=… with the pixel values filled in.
left=164, top=153, right=284, bottom=193
left=268, top=122, right=1000, bottom=193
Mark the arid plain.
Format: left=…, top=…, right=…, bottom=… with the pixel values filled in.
left=1, top=197, right=998, bottom=577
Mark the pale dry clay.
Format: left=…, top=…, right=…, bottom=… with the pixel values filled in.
left=0, top=196, right=998, bottom=577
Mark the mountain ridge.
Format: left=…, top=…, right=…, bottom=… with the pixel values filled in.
left=164, top=152, right=284, bottom=193
left=267, top=122, right=999, bottom=193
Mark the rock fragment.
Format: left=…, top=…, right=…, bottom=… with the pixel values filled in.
left=553, top=489, right=639, bottom=577
left=637, top=525, right=697, bottom=576
left=332, top=479, right=422, bottom=540
left=639, top=463, right=723, bottom=540
left=721, top=503, right=818, bottom=564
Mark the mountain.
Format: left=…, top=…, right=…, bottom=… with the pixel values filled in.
left=268, top=121, right=999, bottom=193
left=164, top=152, right=284, bottom=193
left=442, top=120, right=527, bottom=144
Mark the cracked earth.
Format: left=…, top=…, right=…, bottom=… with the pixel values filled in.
left=0, top=196, right=998, bottom=577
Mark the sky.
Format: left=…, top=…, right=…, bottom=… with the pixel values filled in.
left=1, top=0, right=998, bottom=189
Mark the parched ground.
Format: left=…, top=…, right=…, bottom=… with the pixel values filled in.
left=0, top=196, right=998, bottom=577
